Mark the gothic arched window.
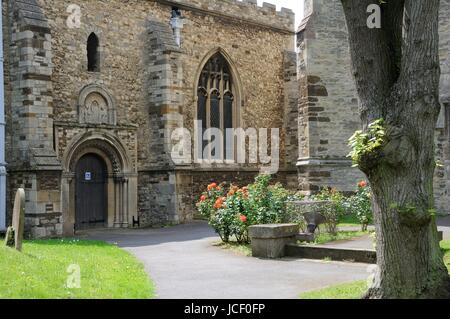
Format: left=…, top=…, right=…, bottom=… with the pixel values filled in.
left=197, top=53, right=236, bottom=160
left=87, top=33, right=100, bottom=72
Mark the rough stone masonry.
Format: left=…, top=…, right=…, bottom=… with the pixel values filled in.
left=2, top=0, right=450, bottom=238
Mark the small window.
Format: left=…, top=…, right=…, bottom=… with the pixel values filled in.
left=87, top=33, right=100, bottom=72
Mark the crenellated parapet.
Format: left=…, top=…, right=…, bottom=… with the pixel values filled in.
left=156, top=0, right=295, bottom=33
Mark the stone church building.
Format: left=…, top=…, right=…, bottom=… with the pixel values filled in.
left=2, top=0, right=450, bottom=238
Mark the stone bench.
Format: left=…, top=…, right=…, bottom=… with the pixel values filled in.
left=248, top=224, right=299, bottom=259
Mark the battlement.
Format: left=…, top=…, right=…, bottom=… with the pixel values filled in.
left=156, top=0, right=295, bottom=33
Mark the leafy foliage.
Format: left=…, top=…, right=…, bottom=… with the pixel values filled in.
left=312, top=188, right=347, bottom=235
left=346, top=181, right=373, bottom=231
left=198, top=177, right=376, bottom=244
left=197, top=175, right=299, bottom=244
left=348, top=119, right=386, bottom=167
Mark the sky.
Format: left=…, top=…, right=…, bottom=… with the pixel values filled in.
left=256, top=0, right=304, bottom=28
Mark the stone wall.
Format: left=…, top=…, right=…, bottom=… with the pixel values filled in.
left=24, top=0, right=296, bottom=228
left=434, top=0, right=450, bottom=214
left=5, top=0, right=62, bottom=237
left=159, top=0, right=295, bottom=31
left=296, top=0, right=363, bottom=194
left=138, top=171, right=178, bottom=226
left=298, top=0, right=450, bottom=214
left=283, top=51, right=299, bottom=167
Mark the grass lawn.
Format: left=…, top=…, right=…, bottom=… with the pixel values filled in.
left=299, top=239, right=450, bottom=299
left=0, top=239, right=155, bottom=299
left=337, top=214, right=373, bottom=228
left=213, top=240, right=252, bottom=257
left=300, top=280, right=367, bottom=299
left=442, top=239, right=450, bottom=271
left=305, top=230, right=371, bottom=245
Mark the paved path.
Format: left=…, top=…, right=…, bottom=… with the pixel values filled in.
left=83, top=222, right=370, bottom=299
left=438, top=216, right=450, bottom=240
left=323, top=217, right=450, bottom=251
left=322, top=234, right=375, bottom=250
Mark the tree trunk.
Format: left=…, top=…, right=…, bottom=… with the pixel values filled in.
left=341, top=0, right=450, bottom=298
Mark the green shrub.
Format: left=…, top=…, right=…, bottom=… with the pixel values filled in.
left=312, top=188, right=347, bottom=235
left=245, top=175, right=290, bottom=225
left=347, top=181, right=373, bottom=231
left=197, top=175, right=296, bottom=244
left=197, top=176, right=375, bottom=243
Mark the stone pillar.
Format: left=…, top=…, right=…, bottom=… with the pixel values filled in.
left=283, top=51, right=299, bottom=168
left=123, top=178, right=129, bottom=227
left=7, top=0, right=62, bottom=238
left=296, top=0, right=363, bottom=195
left=138, top=20, right=185, bottom=227
left=114, top=177, right=121, bottom=228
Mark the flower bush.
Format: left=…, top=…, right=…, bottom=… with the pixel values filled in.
left=347, top=180, right=373, bottom=231
left=196, top=182, right=224, bottom=221
left=197, top=176, right=374, bottom=244
left=245, top=175, right=291, bottom=225
left=312, top=187, right=347, bottom=235
left=197, top=175, right=295, bottom=244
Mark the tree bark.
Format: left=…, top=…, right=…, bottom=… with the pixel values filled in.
left=341, top=0, right=450, bottom=298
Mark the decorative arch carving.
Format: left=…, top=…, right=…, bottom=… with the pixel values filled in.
left=78, top=84, right=116, bottom=125
left=69, top=140, right=121, bottom=174
left=64, top=131, right=132, bottom=175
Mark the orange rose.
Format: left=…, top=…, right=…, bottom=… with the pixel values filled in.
left=228, top=185, right=239, bottom=197
left=240, top=187, right=249, bottom=198
left=358, top=181, right=367, bottom=188
left=200, top=195, right=207, bottom=202
left=208, top=183, right=218, bottom=191
left=214, top=197, right=226, bottom=209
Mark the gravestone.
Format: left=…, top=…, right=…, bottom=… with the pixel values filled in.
left=5, top=189, right=26, bottom=252
left=4, top=227, right=15, bottom=247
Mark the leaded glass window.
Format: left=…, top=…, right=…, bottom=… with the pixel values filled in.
left=197, top=53, right=236, bottom=160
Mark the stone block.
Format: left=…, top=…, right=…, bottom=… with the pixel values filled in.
left=31, top=227, right=47, bottom=239
left=249, top=224, right=299, bottom=259
left=296, top=233, right=315, bottom=243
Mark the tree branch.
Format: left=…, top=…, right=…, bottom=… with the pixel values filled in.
left=341, top=0, right=404, bottom=124
left=400, top=0, right=441, bottom=112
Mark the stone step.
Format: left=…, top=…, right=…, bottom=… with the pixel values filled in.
left=286, top=243, right=376, bottom=264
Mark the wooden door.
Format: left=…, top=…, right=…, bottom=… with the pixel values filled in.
left=75, top=154, right=107, bottom=230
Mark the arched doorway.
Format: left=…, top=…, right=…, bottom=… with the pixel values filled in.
left=75, top=154, right=107, bottom=230
left=61, top=131, right=138, bottom=236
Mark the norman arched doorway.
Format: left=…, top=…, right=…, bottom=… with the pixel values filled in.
left=75, top=154, right=107, bottom=230
left=61, top=131, right=138, bottom=236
